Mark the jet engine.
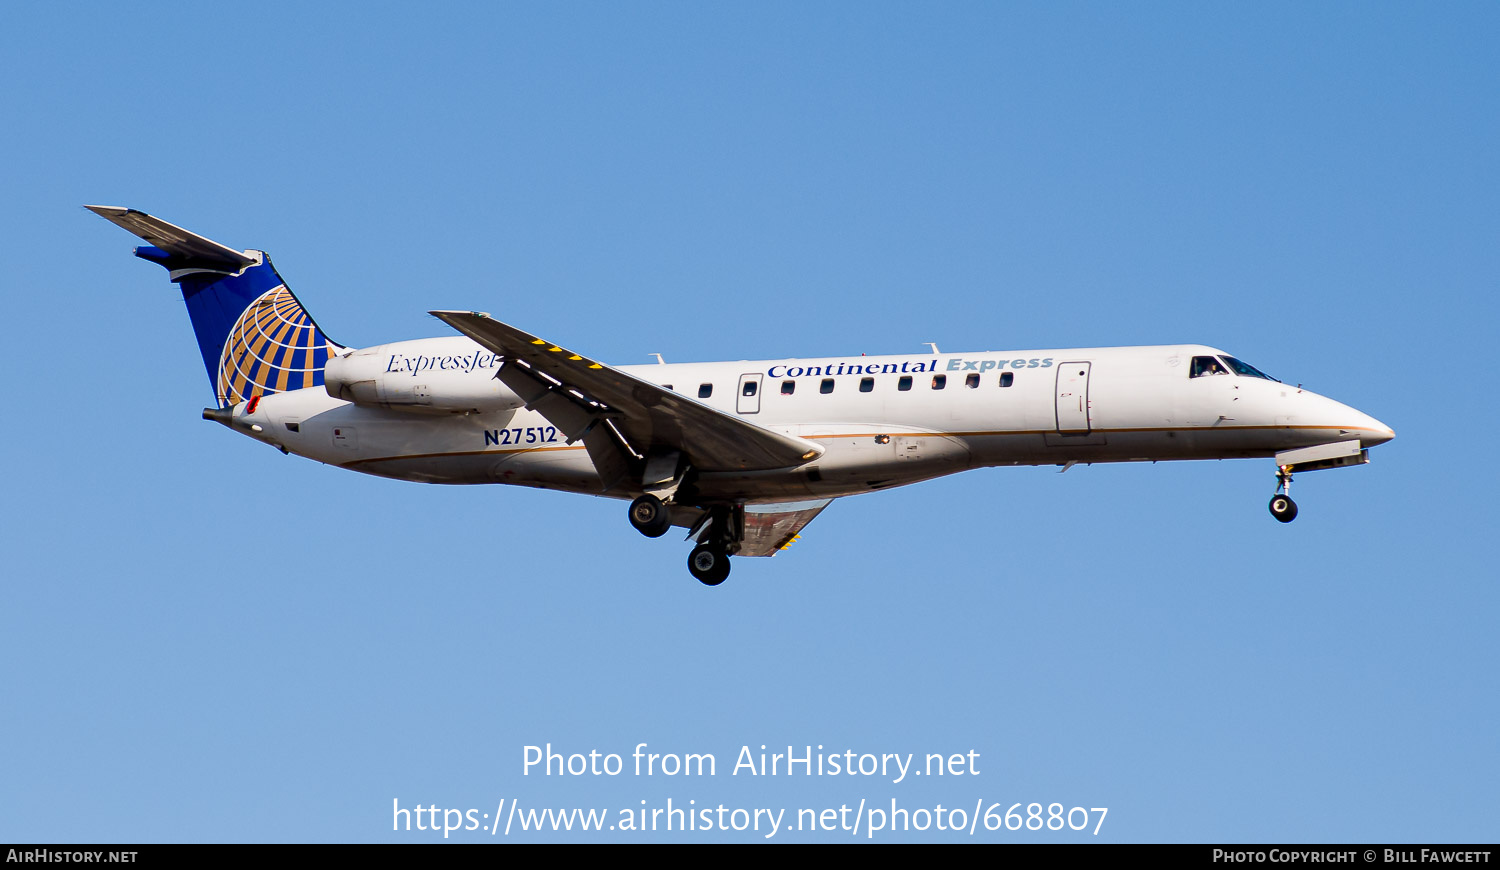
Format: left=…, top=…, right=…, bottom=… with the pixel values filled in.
left=323, top=343, right=525, bottom=413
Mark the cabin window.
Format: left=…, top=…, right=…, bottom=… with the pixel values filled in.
left=999, top=372, right=1014, bottom=387
left=742, top=380, right=758, bottom=397
left=898, top=375, right=913, bottom=391
left=820, top=378, right=835, bottom=394
left=965, top=373, right=979, bottom=389
left=931, top=374, right=946, bottom=390
left=698, top=383, right=713, bottom=398
left=781, top=380, right=795, bottom=395
left=859, top=377, right=874, bottom=393
left=1190, top=356, right=1227, bottom=378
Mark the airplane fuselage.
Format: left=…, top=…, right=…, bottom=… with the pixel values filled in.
left=225, top=338, right=1393, bottom=504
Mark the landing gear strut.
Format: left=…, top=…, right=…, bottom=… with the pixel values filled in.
left=628, top=494, right=672, bottom=538
left=1269, top=466, right=1298, bottom=523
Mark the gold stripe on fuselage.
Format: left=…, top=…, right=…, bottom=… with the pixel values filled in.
left=337, top=424, right=1382, bottom=468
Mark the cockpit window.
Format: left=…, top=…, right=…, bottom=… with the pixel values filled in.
left=1221, top=356, right=1276, bottom=381
left=1190, top=356, right=1227, bottom=378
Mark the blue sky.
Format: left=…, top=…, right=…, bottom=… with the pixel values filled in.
left=2, top=2, right=1495, bottom=843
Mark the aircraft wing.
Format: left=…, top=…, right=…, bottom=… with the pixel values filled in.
left=736, top=499, right=834, bottom=557
left=429, top=311, right=824, bottom=477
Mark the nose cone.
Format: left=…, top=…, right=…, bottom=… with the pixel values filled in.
left=1277, top=387, right=1393, bottom=449
left=1360, top=413, right=1395, bottom=447
left=1292, top=390, right=1393, bottom=446
left=1332, top=401, right=1394, bottom=447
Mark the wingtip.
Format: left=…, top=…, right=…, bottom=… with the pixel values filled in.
left=429, top=309, right=490, bottom=319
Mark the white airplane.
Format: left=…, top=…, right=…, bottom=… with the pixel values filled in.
left=90, top=206, right=1394, bottom=586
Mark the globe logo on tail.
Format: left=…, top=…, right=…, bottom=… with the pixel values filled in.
left=216, top=285, right=336, bottom=406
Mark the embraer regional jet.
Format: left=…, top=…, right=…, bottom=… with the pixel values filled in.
left=90, top=206, right=1394, bottom=586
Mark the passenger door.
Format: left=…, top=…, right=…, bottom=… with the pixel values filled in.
left=1055, top=362, right=1092, bottom=433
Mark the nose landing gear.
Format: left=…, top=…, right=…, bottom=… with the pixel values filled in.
left=1269, top=466, right=1298, bottom=523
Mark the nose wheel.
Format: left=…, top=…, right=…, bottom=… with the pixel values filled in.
left=1269, top=466, right=1298, bottom=523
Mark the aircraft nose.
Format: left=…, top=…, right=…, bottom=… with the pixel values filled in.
left=1343, top=405, right=1394, bottom=447
left=1361, top=415, right=1395, bottom=446
left=1298, top=391, right=1393, bottom=447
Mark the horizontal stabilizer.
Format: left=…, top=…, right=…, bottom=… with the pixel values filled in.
left=86, top=205, right=256, bottom=270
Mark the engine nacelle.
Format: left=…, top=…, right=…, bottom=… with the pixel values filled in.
left=324, top=341, right=525, bottom=413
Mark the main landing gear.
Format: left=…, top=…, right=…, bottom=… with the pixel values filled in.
left=1269, top=466, right=1298, bottom=523
left=684, top=505, right=737, bottom=586
left=687, top=544, right=731, bottom=586
left=626, top=495, right=736, bottom=586
left=628, top=494, right=672, bottom=538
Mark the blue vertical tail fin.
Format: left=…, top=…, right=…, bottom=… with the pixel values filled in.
left=88, top=206, right=342, bottom=407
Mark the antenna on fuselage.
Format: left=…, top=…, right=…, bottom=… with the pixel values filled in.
left=925, top=343, right=940, bottom=354
left=650, top=353, right=666, bottom=364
